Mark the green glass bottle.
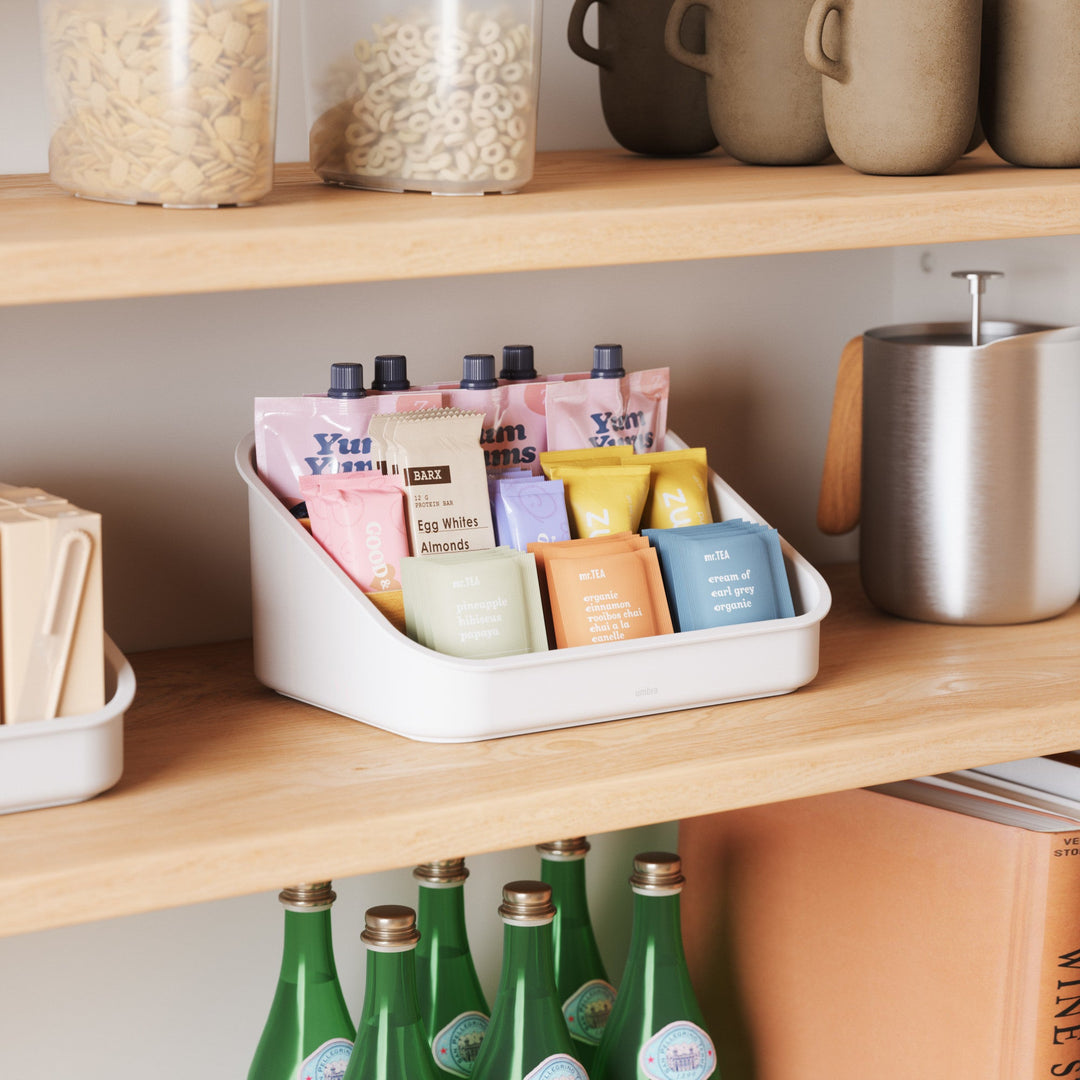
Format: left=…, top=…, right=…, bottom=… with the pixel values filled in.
left=592, top=853, right=717, bottom=1080
left=472, top=881, right=589, bottom=1080
left=414, top=859, right=490, bottom=1077
left=248, top=882, right=356, bottom=1080
left=343, top=905, right=441, bottom=1080
left=538, top=837, right=614, bottom=1072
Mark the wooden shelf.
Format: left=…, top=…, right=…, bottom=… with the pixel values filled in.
left=2, top=564, right=1079, bottom=938
left=4, top=146, right=1080, bottom=306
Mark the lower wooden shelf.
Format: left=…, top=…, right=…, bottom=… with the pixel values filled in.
left=2, top=563, right=1078, bottom=938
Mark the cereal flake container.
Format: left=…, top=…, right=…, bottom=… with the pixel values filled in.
left=301, top=0, right=542, bottom=194
left=39, top=0, right=279, bottom=207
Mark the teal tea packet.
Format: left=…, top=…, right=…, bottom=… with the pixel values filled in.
left=400, top=547, right=548, bottom=660
left=493, top=476, right=571, bottom=550
left=643, top=520, right=795, bottom=631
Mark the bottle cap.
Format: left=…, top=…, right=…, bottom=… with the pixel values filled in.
left=460, top=353, right=498, bottom=390
left=500, top=344, right=537, bottom=381
left=536, top=837, right=590, bottom=861
left=413, top=858, right=470, bottom=886
left=630, top=852, right=685, bottom=895
left=278, top=882, right=336, bottom=912
left=362, top=904, right=421, bottom=950
left=372, top=354, right=410, bottom=391
left=498, top=880, right=557, bottom=924
left=328, top=362, right=366, bottom=398
left=590, top=344, right=625, bottom=379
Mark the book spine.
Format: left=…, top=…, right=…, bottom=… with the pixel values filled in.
left=1034, top=830, right=1080, bottom=1078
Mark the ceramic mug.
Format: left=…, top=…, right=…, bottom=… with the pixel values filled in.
left=568, top=0, right=718, bottom=156
left=804, top=0, right=981, bottom=175
left=664, top=0, right=830, bottom=166
left=981, top=0, right=1080, bottom=167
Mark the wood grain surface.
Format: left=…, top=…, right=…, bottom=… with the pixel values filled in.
left=1, top=565, right=1078, bottom=937
left=3, top=147, right=1080, bottom=305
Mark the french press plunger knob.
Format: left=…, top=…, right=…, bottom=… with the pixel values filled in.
left=951, top=270, right=1005, bottom=347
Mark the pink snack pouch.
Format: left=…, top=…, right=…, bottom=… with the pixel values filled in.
left=255, top=389, right=442, bottom=508
left=448, top=382, right=550, bottom=476
left=299, top=473, right=408, bottom=594
left=545, top=367, right=670, bottom=454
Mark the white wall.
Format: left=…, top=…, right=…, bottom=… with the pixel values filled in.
left=2, top=0, right=1079, bottom=1074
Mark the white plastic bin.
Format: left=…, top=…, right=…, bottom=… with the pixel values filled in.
left=236, top=431, right=831, bottom=741
left=0, top=636, right=135, bottom=814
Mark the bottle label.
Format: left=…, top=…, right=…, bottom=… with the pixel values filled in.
left=432, top=1010, right=489, bottom=1076
left=522, top=1053, right=589, bottom=1080
left=562, top=979, right=616, bottom=1044
left=639, top=1022, right=716, bottom=1080
left=296, top=1038, right=353, bottom=1080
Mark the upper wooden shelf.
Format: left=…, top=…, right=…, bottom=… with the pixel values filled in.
left=2, top=564, right=1079, bottom=938
left=4, top=147, right=1080, bottom=306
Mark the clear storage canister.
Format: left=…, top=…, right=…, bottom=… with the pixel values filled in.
left=39, top=0, right=279, bottom=206
left=301, top=0, right=542, bottom=194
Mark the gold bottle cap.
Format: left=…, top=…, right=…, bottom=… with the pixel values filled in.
left=362, top=905, right=421, bottom=951
left=278, top=882, right=336, bottom=912
left=413, top=858, right=470, bottom=887
left=498, top=880, right=557, bottom=925
left=630, top=852, right=686, bottom=895
left=536, top=837, right=590, bottom=861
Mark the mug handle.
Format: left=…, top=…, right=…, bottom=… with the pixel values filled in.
left=568, top=0, right=607, bottom=68
left=665, top=0, right=716, bottom=76
left=804, top=0, right=848, bottom=82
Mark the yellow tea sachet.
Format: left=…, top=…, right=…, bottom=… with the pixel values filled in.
left=539, top=445, right=635, bottom=479
left=544, top=463, right=651, bottom=539
left=631, top=447, right=713, bottom=530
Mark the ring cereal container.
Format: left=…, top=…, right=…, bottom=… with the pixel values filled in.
left=301, top=0, right=542, bottom=194
left=39, top=0, right=280, bottom=206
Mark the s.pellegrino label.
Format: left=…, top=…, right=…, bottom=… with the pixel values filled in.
left=432, top=1011, right=489, bottom=1076
left=296, top=1038, right=352, bottom=1080
left=563, top=979, right=616, bottom=1045
left=639, top=1022, right=716, bottom=1080
left=522, top=1053, right=589, bottom=1080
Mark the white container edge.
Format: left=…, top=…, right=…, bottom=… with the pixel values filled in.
left=0, top=635, right=134, bottom=814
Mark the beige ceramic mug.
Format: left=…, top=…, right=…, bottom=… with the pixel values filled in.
left=981, top=0, right=1080, bottom=167
left=804, top=0, right=981, bottom=175
left=664, top=0, right=830, bottom=166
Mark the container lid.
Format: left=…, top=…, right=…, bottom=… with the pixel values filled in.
left=373, top=354, right=410, bottom=391
left=537, top=837, right=590, bottom=860
left=414, top=858, right=469, bottom=886
left=461, top=354, right=498, bottom=390
left=591, top=344, right=625, bottom=379
left=630, top=852, right=685, bottom=895
left=279, top=882, right=336, bottom=911
left=499, top=880, right=556, bottom=924
left=362, top=904, right=420, bottom=949
left=500, top=344, right=537, bottom=380
left=328, top=362, right=365, bottom=398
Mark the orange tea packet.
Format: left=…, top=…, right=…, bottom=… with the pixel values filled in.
left=534, top=536, right=673, bottom=649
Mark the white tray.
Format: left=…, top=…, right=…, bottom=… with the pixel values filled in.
left=236, top=431, right=831, bottom=742
left=0, top=636, right=134, bottom=814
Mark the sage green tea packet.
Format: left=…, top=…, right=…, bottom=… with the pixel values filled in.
left=386, top=408, right=497, bottom=555
left=401, top=547, right=549, bottom=659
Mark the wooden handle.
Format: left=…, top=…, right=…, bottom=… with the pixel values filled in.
left=817, top=335, right=863, bottom=535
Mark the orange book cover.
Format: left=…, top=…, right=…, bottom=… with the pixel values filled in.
left=680, top=786, right=1080, bottom=1080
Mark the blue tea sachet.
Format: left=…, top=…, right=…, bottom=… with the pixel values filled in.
left=643, top=519, right=795, bottom=631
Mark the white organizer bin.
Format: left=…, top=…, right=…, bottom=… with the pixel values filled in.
left=237, top=431, right=831, bottom=742
left=0, top=636, right=134, bottom=814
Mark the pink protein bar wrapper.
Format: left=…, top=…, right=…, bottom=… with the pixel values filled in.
left=299, top=473, right=408, bottom=594
left=544, top=368, right=670, bottom=454
left=254, top=390, right=443, bottom=508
